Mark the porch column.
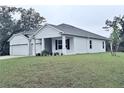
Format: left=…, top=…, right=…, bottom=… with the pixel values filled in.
left=41, top=38, right=45, bottom=51
left=28, top=39, right=31, bottom=56
left=39, top=39, right=42, bottom=52
left=32, top=39, right=36, bottom=56
left=62, top=35, right=66, bottom=55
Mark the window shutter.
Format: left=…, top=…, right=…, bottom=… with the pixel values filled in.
left=68, top=39, right=70, bottom=49
left=103, top=41, right=104, bottom=49
left=89, top=40, right=92, bottom=49
left=66, top=39, right=70, bottom=50
left=55, top=40, right=57, bottom=50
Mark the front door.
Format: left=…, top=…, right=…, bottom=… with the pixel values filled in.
left=45, top=38, right=52, bottom=53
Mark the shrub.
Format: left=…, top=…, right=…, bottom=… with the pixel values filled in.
left=49, top=52, right=53, bottom=56
left=61, top=53, right=63, bottom=56
left=54, top=52, right=59, bottom=56
left=36, top=53, right=41, bottom=56
left=41, top=50, right=49, bottom=56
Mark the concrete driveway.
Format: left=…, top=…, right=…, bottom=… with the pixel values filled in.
left=0, top=56, right=24, bottom=60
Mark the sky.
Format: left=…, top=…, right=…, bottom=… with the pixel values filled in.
left=16, top=5, right=124, bottom=37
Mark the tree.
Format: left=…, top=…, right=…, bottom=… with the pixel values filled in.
left=15, top=8, right=46, bottom=32
left=0, top=6, right=46, bottom=55
left=0, top=6, right=17, bottom=55
left=103, top=16, right=122, bottom=56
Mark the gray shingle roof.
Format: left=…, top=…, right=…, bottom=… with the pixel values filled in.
left=15, top=23, right=108, bottom=40
left=49, top=23, right=108, bottom=40
left=16, top=27, right=42, bottom=37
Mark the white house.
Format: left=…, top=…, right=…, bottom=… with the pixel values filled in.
left=8, top=23, right=108, bottom=56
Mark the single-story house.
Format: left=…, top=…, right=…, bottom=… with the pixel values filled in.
left=8, top=23, right=108, bottom=56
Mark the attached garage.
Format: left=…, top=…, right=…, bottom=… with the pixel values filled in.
left=9, top=34, right=29, bottom=56
left=10, top=44, right=29, bottom=56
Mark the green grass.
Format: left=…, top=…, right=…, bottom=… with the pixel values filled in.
left=0, top=52, right=124, bottom=88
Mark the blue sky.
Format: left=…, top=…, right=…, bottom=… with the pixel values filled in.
left=17, top=5, right=124, bottom=37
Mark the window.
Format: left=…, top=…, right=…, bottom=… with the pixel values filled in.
left=55, top=40, right=62, bottom=50
left=103, top=41, right=104, bottom=49
left=58, top=40, right=62, bottom=49
left=66, top=39, right=70, bottom=50
left=55, top=39, right=70, bottom=50
left=89, top=40, right=92, bottom=49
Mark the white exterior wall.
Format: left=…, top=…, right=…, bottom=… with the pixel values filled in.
left=31, top=39, right=42, bottom=54
left=73, top=37, right=106, bottom=54
left=36, top=44, right=41, bottom=53
left=73, top=37, right=88, bottom=54
left=52, top=36, right=106, bottom=55
left=88, top=39, right=106, bottom=53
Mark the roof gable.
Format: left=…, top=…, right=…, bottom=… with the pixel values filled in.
left=8, top=33, right=28, bottom=42
left=34, top=24, right=62, bottom=38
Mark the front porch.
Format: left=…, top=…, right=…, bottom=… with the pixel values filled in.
left=31, top=35, right=74, bottom=56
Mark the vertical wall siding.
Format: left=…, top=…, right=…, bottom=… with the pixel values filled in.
left=73, top=37, right=106, bottom=54
left=73, top=37, right=88, bottom=54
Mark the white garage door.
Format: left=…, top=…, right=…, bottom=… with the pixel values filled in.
left=10, top=44, right=29, bottom=56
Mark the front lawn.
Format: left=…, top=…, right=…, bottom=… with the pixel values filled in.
left=0, top=53, right=124, bottom=87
